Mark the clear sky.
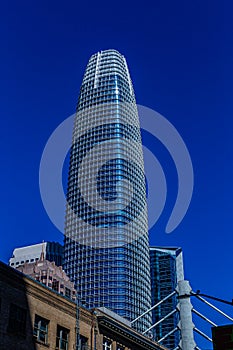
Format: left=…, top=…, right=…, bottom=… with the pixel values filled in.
left=1, top=1, right=233, bottom=348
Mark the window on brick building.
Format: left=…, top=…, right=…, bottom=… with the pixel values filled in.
left=79, top=335, right=88, bottom=350
left=116, top=344, right=125, bottom=350
left=56, top=325, right=69, bottom=350
left=103, top=337, right=112, bottom=350
left=7, top=303, right=27, bottom=336
left=33, top=314, right=49, bottom=344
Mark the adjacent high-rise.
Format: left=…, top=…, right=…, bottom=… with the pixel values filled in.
left=150, top=247, right=184, bottom=348
left=64, top=49, right=151, bottom=331
left=9, top=241, right=64, bottom=268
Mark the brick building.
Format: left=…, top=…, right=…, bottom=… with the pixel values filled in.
left=0, top=261, right=167, bottom=350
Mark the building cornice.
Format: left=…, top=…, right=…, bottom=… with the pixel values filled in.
left=97, top=313, right=167, bottom=350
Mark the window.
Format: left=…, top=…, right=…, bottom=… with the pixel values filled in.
left=65, top=288, right=71, bottom=298
left=103, top=337, right=112, bottom=350
left=52, top=280, right=59, bottom=292
left=117, top=345, right=124, bottom=350
left=33, top=314, right=49, bottom=344
left=79, top=335, right=88, bottom=350
left=7, top=303, right=27, bottom=336
left=56, top=325, right=69, bottom=350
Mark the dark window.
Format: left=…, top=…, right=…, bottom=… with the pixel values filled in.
left=65, top=288, right=71, bottom=298
left=7, top=303, right=27, bottom=335
left=52, top=280, right=59, bottom=292
left=116, top=345, right=124, bottom=350
left=33, top=314, right=49, bottom=344
left=56, top=325, right=69, bottom=350
left=79, top=335, right=88, bottom=350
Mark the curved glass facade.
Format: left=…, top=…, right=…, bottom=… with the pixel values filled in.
left=64, top=49, right=151, bottom=331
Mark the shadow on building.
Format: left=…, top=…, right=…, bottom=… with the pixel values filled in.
left=0, top=261, right=36, bottom=350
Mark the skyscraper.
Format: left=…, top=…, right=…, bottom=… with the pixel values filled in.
left=64, top=49, right=151, bottom=331
left=150, top=247, right=184, bottom=348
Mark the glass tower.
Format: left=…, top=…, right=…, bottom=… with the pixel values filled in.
left=64, top=49, right=151, bottom=331
left=150, top=247, right=184, bottom=348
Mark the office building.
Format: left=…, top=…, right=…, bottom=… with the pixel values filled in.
left=16, top=249, right=76, bottom=301
left=150, top=247, right=184, bottom=348
left=9, top=241, right=64, bottom=268
left=64, top=49, right=151, bottom=331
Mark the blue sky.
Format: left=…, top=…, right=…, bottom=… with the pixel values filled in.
left=1, top=1, right=233, bottom=347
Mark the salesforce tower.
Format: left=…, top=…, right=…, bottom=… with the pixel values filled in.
left=64, top=49, right=151, bottom=331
